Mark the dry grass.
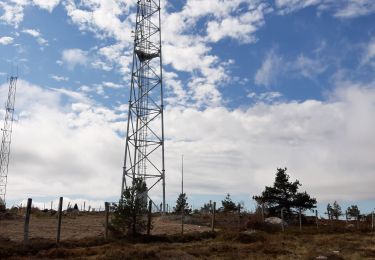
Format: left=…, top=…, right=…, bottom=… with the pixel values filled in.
left=1, top=211, right=375, bottom=259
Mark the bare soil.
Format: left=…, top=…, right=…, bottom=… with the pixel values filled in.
left=0, top=212, right=211, bottom=242
left=1, top=212, right=375, bottom=259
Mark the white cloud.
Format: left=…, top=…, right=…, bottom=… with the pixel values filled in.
left=276, top=0, right=375, bottom=18
left=0, top=36, right=14, bottom=45
left=255, top=50, right=284, bottom=87
left=50, top=75, right=69, bottom=82
left=32, top=0, right=60, bottom=12
left=61, top=48, right=88, bottom=69
left=255, top=50, right=327, bottom=86
left=0, top=2, right=25, bottom=28
left=333, top=0, right=375, bottom=18
left=362, top=38, right=375, bottom=66
left=22, top=28, right=40, bottom=37
left=164, top=83, right=375, bottom=203
left=22, top=28, right=48, bottom=46
left=102, top=82, right=122, bottom=89
left=206, top=3, right=268, bottom=43
left=62, top=0, right=267, bottom=107
left=248, top=91, right=283, bottom=103
left=293, top=54, right=327, bottom=79
left=0, top=0, right=60, bottom=28
left=0, top=80, right=125, bottom=202
left=2, top=80, right=375, bottom=205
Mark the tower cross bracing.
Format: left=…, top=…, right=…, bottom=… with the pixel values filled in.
left=121, top=0, right=165, bottom=212
left=0, top=76, right=17, bottom=205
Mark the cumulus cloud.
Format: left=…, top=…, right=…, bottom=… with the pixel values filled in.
left=0, top=36, right=14, bottom=45
left=62, top=0, right=267, bottom=107
left=0, top=1, right=25, bottom=27
left=61, top=48, right=88, bottom=69
left=1, top=80, right=375, bottom=206
left=206, top=3, right=269, bottom=43
left=0, top=80, right=126, bottom=202
left=0, top=0, right=60, bottom=27
left=32, top=0, right=60, bottom=12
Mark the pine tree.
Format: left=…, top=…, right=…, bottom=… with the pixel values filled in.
left=221, top=193, right=238, bottom=212
left=347, top=205, right=360, bottom=220
left=331, top=201, right=342, bottom=220
left=253, top=168, right=316, bottom=217
left=174, top=193, right=191, bottom=215
left=111, top=177, right=148, bottom=235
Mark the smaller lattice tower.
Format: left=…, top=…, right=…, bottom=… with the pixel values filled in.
left=0, top=76, right=18, bottom=206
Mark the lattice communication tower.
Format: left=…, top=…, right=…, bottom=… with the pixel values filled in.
left=121, top=0, right=165, bottom=212
left=0, top=76, right=18, bottom=206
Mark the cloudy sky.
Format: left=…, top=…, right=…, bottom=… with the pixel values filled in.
left=0, top=0, right=375, bottom=213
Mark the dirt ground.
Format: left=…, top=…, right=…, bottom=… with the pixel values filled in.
left=1, top=213, right=375, bottom=259
left=0, top=213, right=211, bottom=242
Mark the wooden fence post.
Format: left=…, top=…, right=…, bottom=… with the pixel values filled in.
left=238, top=203, right=241, bottom=231
left=104, top=202, right=109, bottom=240
left=23, top=198, right=32, bottom=244
left=281, top=208, right=284, bottom=232
left=147, top=200, right=152, bottom=235
left=372, top=211, right=374, bottom=231
left=56, top=197, right=63, bottom=244
left=316, top=210, right=319, bottom=229
left=299, top=208, right=302, bottom=232
left=211, top=202, right=216, bottom=232
left=261, top=203, right=265, bottom=222
left=181, top=203, right=184, bottom=235
left=356, top=212, right=359, bottom=229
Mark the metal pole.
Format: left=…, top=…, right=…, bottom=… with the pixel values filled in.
left=23, top=198, right=32, bottom=244
left=56, top=197, right=63, bottom=244
left=181, top=155, right=184, bottom=235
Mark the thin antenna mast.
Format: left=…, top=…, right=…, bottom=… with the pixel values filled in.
left=0, top=76, right=18, bottom=206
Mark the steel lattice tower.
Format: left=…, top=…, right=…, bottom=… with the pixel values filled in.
left=121, top=0, right=165, bottom=212
left=0, top=76, right=17, bottom=206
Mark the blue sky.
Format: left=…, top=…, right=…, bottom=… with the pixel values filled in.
left=1, top=0, right=375, bottom=215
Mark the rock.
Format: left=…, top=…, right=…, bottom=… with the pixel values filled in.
left=265, top=217, right=287, bottom=227
left=316, top=256, right=327, bottom=259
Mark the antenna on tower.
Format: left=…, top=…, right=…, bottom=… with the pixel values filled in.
left=121, top=0, right=166, bottom=212
left=0, top=75, right=18, bottom=207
